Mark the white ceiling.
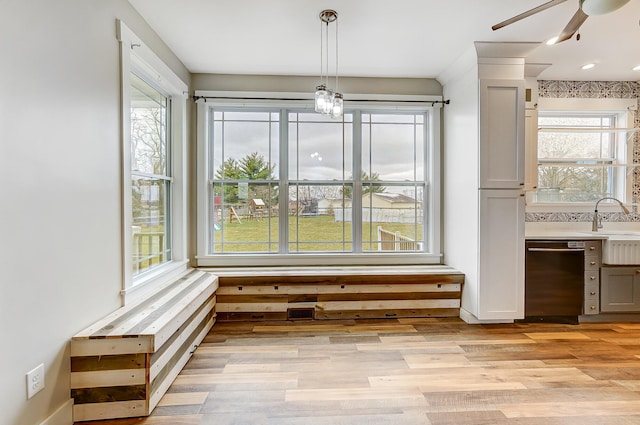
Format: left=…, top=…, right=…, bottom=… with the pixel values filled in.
left=129, top=0, right=640, bottom=82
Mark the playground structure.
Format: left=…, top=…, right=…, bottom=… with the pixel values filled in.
left=215, top=198, right=308, bottom=226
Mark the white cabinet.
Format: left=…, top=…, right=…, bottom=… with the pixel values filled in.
left=477, top=189, right=525, bottom=320
left=601, top=266, right=640, bottom=312
left=445, top=63, right=526, bottom=324
left=479, top=79, right=526, bottom=189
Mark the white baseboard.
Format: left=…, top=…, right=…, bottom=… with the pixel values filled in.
left=459, top=308, right=480, bottom=324
left=460, top=308, right=514, bottom=324
left=40, top=399, right=73, bottom=425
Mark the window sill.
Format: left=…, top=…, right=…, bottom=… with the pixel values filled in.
left=196, top=253, right=442, bottom=268
left=122, top=260, right=189, bottom=305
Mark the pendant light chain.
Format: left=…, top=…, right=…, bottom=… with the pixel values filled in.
left=325, top=18, right=330, bottom=88
left=319, top=18, right=323, bottom=84
left=335, top=18, right=339, bottom=93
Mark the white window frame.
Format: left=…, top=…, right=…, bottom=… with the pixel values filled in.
left=117, top=20, right=189, bottom=304
left=195, top=91, right=442, bottom=267
left=527, top=97, right=636, bottom=213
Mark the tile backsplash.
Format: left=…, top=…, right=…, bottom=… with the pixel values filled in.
left=526, top=80, right=640, bottom=224
left=525, top=212, right=637, bottom=223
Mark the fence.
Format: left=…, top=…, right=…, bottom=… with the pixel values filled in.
left=132, top=229, right=166, bottom=273
left=335, top=208, right=421, bottom=224
left=377, top=226, right=422, bottom=251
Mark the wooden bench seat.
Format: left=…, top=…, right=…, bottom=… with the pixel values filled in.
left=70, top=269, right=218, bottom=422
left=212, top=265, right=464, bottom=321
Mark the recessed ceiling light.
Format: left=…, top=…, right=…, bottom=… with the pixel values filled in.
left=633, top=65, right=640, bottom=71
left=581, top=63, right=595, bottom=70
left=546, top=36, right=559, bottom=45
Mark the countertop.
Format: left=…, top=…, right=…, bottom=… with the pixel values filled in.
left=526, top=229, right=640, bottom=240
left=525, top=230, right=609, bottom=240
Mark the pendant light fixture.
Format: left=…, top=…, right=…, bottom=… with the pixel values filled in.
left=314, top=9, right=343, bottom=119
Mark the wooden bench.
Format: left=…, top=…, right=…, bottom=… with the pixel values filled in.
left=70, top=269, right=218, bottom=422
left=213, top=266, right=464, bottom=321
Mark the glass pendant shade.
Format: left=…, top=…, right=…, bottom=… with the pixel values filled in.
left=330, top=92, right=343, bottom=119
left=315, top=85, right=330, bottom=113
left=323, top=90, right=334, bottom=114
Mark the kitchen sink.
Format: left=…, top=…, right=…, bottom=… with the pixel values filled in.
left=586, top=231, right=640, bottom=265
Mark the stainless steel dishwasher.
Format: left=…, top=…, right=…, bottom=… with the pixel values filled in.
left=522, top=240, right=585, bottom=324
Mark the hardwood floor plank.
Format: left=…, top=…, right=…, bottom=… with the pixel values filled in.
left=524, top=332, right=591, bottom=340
left=156, top=391, right=208, bottom=406
left=403, top=353, right=475, bottom=368
left=425, top=410, right=508, bottom=425
left=285, top=387, right=425, bottom=402
left=173, top=371, right=298, bottom=385
left=498, top=400, right=640, bottom=418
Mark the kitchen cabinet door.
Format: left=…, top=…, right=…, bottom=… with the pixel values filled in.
left=477, top=189, right=525, bottom=320
left=479, top=79, right=525, bottom=189
left=601, top=266, right=640, bottom=312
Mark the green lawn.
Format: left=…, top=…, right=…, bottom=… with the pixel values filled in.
left=212, top=215, right=422, bottom=253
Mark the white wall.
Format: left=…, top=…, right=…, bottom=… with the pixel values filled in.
left=440, top=49, right=480, bottom=318
left=192, top=73, right=443, bottom=96
left=0, top=1, right=189, bottom=424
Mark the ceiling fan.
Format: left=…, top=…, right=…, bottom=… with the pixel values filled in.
left=492, top=0, right=631, bottom=43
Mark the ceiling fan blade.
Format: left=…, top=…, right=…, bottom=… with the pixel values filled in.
left=492, top=0, right=569, bottom=30
left=554, top=8, right=589, bottom=43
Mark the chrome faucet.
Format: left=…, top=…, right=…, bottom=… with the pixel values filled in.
left=592, top=197, right=630, bottom=231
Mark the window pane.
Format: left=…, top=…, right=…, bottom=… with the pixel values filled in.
left=288, top=184, right=352, bottom=252
left=538, top=132, right=612, bottom=159
left=288, top=112, right=352, bottom=180
left=130, top=72, right=171, bottom=275
left=131, top=73, right=168, bottom=176
left=210, top=182, right=279, bottom=253
left=537, top=164, right=611, bottom=202
left=209, top=109, right=281, bottom=254
left=132, top=176, right=170, bottom=274
left=211, top=110, right=279, bottom=181
left=362, top=113, right=425, bottom=181
left=361, top=185, right=423, bottom=252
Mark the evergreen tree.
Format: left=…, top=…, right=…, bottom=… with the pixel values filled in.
left=341, top=171, right=386, bottom=198
left=214, top=158, right=243, bottom=204
left=215, top=153, right=277, bottom=206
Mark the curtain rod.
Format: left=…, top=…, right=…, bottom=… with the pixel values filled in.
left=192, top=95, right=450, bottom=107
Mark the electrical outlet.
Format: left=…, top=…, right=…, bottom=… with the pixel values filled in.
left=26, top=363, right=45, bottom=399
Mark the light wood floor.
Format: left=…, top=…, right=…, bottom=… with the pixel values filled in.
left=79, top=318, right=640, bottom=425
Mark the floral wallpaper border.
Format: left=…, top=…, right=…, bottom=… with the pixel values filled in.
left=527, top=80, right=640, bottom=223
left=538, top=81, right=640, bottom=99
left=525, top=212, right=638, bottom=223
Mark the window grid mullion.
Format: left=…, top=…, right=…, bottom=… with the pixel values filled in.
left=279, top=109, right=289, bottom=254
left=352, top=111, right=363, bottom=253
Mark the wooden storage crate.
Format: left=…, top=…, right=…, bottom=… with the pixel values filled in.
left=70, top=269, right=218, bottom=422
left=214, top=266, right=464, bottom=321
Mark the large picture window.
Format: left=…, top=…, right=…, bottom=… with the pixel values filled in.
left=198, top=98, right=440, bottom=266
